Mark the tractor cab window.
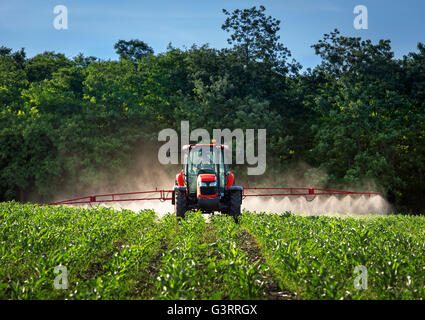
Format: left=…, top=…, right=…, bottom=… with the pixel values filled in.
left=188, top=147, right=216, bottom=175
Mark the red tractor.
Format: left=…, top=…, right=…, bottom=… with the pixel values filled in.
left=172, top=142, right=243, bottom=220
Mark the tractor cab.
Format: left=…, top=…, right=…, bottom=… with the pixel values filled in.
left=185, top=144, right=226, bottom=197
left=172, top=141, right=243, bottom=221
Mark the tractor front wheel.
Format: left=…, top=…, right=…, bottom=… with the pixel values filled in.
left=175, top=190, right=187, bottom=219
left=229, top=191, right=242, bottom=223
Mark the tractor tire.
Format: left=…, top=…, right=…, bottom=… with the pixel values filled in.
left=175, top=190, right=187, bottom=219
left=229, top=191, right=242, bottom=223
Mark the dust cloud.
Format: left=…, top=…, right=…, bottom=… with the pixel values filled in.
left=52, top=150, right=392, bottom=216
left=242, top=195, right=391, bottom=216
left=239, top=162, right=391, bottom=215
left=78, top=194, right=391, bottom=217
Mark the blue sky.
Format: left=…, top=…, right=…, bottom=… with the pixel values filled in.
left=1, top=0, right=424, bottom=69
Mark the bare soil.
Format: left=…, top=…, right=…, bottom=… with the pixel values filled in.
left=236, top=229, right=297, bottom=300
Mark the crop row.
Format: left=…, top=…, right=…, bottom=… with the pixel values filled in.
left=241, top=212, right=425, bottom=299
left=155, top=212, right=267, bottom=299
left=0, top=202, right=177, bottom=299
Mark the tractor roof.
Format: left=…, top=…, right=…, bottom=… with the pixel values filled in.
left=182, top=144, right=229, bottom=150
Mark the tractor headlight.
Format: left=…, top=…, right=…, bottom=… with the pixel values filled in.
left=198, top=181, right=208, bottom=187
left=197, top=180, right=217, bottom=187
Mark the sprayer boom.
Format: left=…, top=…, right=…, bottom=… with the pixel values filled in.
left=48, top=187, right=380, bottom=206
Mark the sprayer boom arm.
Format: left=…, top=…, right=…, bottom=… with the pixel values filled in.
left=243, top=187, right=380, bottom=197
left=47, top=187, right=380, bottom=206
left=48, top=189, right=173, bottom=205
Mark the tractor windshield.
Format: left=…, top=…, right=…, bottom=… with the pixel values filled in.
left=186, top=146, right=226, bottom=194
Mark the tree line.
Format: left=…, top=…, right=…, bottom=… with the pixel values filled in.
left=1, top=6, right=424, bottom=212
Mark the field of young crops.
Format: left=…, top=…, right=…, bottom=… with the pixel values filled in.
left=1, top=201, right=425, bottom=300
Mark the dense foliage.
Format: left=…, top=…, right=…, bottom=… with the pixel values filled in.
left=1, top=6, right=424, bottom=211
left=1, top=202, right=424, bottom=299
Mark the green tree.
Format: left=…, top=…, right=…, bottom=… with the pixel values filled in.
left=309, top=30, right=425, bottom=211
left=25, top=51, right=73, bottom=82
left=114, top=39, right=154, bottom=62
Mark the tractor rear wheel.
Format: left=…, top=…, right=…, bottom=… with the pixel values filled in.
left=229, top=191, right=242, bottom=223
left=175, top=190, right=187, bottom=219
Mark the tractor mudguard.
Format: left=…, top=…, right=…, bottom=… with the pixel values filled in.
left=176, top=171, right=184, bottom=186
